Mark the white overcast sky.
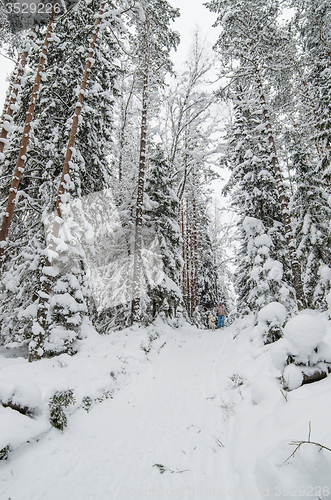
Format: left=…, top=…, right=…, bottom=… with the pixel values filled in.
left=0, top=0, right=219, bottom=106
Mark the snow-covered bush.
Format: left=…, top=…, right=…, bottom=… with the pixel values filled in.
left=271, top=313, right=331, bottom=390
left=257, top=302, right=287, bottom=344
left=250, top=302, right=287, bottom=347
left=251, top=376, right=281, bottom=405
left=0, top=379, right=42, bottom=417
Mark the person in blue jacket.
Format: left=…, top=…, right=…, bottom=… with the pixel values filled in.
left=216, top=302, right=228, bottom=328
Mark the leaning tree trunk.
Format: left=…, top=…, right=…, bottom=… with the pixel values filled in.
left=29, top=1, right=107, bottom=362
left=0, top=55, right=19, bottom=129
left=131, top=16, right=150, bottom=324
left=255, top=70, right=307, bottom=310
left=0, top=28, right=36, bottom=159
left=0, top=17, right=54, bottom=271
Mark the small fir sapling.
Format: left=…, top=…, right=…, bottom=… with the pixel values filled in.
left=48, top=389, right=76, bottom=431
left=0, top=445, right=10, bottom=461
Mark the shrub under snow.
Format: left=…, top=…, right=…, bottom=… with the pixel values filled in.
left=271, top=312, right=331, bottom=390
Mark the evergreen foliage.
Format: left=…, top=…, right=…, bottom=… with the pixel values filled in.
left=223, top=87, right=296, bottom=314
left=48, top=389, right=76, bottom=431
left=144, top=152, right=183, bottom=321
left=0, top=0, right=119, bottom=351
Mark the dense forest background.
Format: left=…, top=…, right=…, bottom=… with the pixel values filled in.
left=0, top=0, right=331, bottom=362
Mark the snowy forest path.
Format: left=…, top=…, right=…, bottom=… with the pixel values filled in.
left=1, top=325, right=239, bottom=499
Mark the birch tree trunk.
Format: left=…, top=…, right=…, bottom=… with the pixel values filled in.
left=29, top=1, right=107, bottom=362
left=131, top=16, right=150, bottom=323
left=0, top=18, right=54, bottom=270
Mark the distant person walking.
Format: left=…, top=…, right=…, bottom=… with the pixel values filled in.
left=216, top=302, right=228, bottom=328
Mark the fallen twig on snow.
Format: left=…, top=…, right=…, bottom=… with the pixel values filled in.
left=285, top=421, right=331, bottom=462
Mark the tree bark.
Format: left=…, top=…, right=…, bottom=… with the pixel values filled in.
left=0, top=55, right=19, bottom=129
left=181, top=199, right=188, bottom=309
left=131, top=15, right=150, bottom=323
left=0, top=19, right=53, bottom=271
left=191, top=171, right=198, bottom=316
left=29, top=1, right=107, bottom=362
left=0, top=28, right=36, bottom=157
left=255, top=71, right=307, bottom=310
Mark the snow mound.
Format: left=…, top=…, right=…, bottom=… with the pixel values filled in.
left=319, top=264, right=331, bottom=281
left=258, top=302, right=287, bottom=326
left=251, top=376, right=281, bottom=405
left=283, top=363, right=303, bottom=390
left=326, top=292, right=331, bottom=312
left=11, top=379, right=42, bottom=409
left=254, top=234, right=272, bottom=247
left=270, top=338, right=290, bottom=371
left=283, top=314, right=326, bottom=359
left=0, top=379, right=42, bottom=410
left=243, top=216, right=263, bottom=236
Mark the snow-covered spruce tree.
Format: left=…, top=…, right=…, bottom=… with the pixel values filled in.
left=290, top=0, right=331, bottom=179
left=206, top=0, right=307, bottom=310
left=290, top=149, right=331, bottom=309
left=0, top=11, right=56, bottom=268
left=143, top=151, right=183, bottom=321
left=195, top=204, right=219, bottom=327
left=0, top=0, right=119, bottom=354
left=222, top=86, right=297, bottom=315
left=129, top=0, right=179, bottom=323
left=179, top=154, right=220, bottom=327
left=0, top=24, right=37, bottom=160
left=275, top=4, right=331, bottom=309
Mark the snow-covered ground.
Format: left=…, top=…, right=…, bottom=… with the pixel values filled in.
left=1, top=315, right=331, bottom=499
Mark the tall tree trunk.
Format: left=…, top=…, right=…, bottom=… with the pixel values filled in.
left=29, top=1, right=107, bottom=362
left=0, top=28, right=36, bottom=157
left=0, top=18, right=54, bottom=270
left=191, top=171, right=198, bottom=315
left=131, top=16, right=150, bottom=323
left=181, top=199, right=188, bottom=310
left=0, top=55, right=20, bottom=129
left=185, top=198, right=192, bottom=317
left=288, top=53, right=325, bottom=160
left=118, top=78, right=135, bottom=182
left=255, top=71, right=307, bottom=310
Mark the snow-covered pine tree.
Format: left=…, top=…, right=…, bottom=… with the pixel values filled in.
left=222, top=85, right=297, bottom=315
left=290, top=148, right=331, bottom=309
left=206, top=0, right=307, bottom=309
left=0, top=9, right=56, bottom=269
left=290, top=0, right=331, bottom=179
left=143, top=151, right=183, bottom=321
left=129, top=0, right=179, bottom=323
left=0, top=0, right=120, bottom=355
left=0, top=26, right=37, bottom=160
left=280, top=2, right=331, bottom=309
